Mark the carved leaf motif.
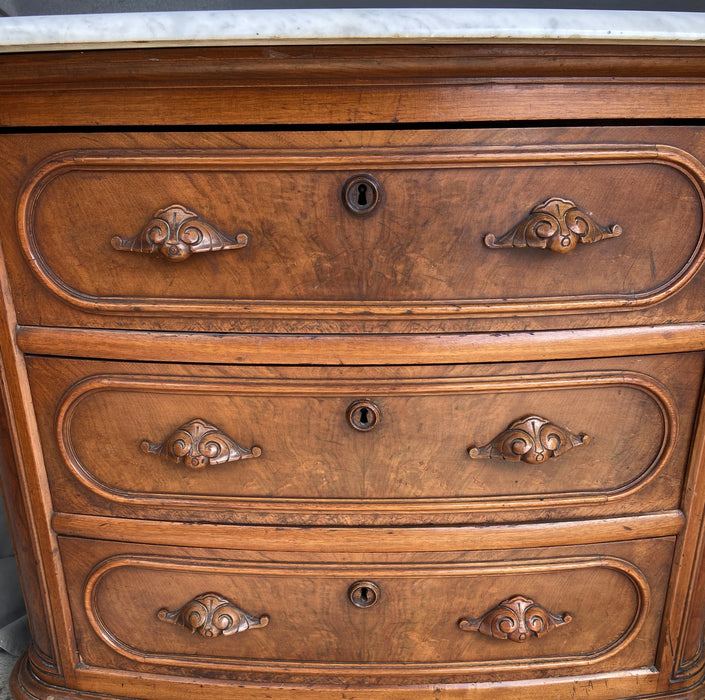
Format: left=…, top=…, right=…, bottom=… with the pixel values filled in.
left=484, top=197, right=622, bottom=254
left=158, top=592, right=269, bottom=638
left=458, top=595, right=572, bottom=643
left=468, top=415, right=589, bottom=465
left=111, top=204, right=250, bottom=262
left=141, top=418, right=262, bottom=470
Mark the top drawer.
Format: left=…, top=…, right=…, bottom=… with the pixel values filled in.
left=5, top=127, right=705, bottom=333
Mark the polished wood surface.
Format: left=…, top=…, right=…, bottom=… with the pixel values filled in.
left=7, top=45, right=705, bottom=126
left=5, top=127, right=705, bottom=334
left=1, top=44, right=705, bottom=700
left=24, top=354, right=701, bottom=526
left=59, top=537, right=672, bottom=679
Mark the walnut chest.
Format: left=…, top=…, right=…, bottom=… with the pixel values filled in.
left=2, top=40, right=705, bottom=699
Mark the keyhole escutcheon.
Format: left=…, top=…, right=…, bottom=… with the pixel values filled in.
left=343, top=174, right=381, bottom=215
left=347, top=400, right=381, bottom=432
left=348, top=580, right=381, bottom=609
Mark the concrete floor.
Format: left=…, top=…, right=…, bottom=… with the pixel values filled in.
left=0, top=651, right=15, bottom=700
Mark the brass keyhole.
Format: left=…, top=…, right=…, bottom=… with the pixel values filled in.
left=349, top=580, right=380, bottom=609
left=347, top=400, right=381, bottom=431
left=343, top=174, right=381, bottom=215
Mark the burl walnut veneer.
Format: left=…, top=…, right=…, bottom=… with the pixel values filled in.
left=2, top=43, right=705, bottom=699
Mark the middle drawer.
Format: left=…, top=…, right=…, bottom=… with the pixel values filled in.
left=27, top=352, right=703, bottom=526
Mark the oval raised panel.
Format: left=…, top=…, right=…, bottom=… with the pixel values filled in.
left=82, top=552, right=651, bottom=674
left=17, top=144, right=705, bottom=320
left=55, top=368, right=676, bottom=515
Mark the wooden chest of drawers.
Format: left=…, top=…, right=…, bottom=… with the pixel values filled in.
left=3, top=43, right=705, bottom=699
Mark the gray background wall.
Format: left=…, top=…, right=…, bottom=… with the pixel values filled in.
left=1, top=1, right=705, bottom=15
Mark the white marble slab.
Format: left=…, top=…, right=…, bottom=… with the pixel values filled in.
left=1, top=8, right=705, bottom=53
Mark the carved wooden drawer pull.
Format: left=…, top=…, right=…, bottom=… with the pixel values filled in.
left=458, top=595, right=572, bottom=643
left=484, top=197, right=622, bottom=254
left=141, top=418, right=262, bottom=470
left=158, top=592, right=269, bottom=638
left=468, top=415, right=589, bottom=465
left=111, top=204, right=250, bottom=262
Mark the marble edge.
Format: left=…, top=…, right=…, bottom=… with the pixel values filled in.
left=2, top=8, right=705, bottom=53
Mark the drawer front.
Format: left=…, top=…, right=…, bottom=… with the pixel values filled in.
left=28, top=353, right=702, bottom=525
left=6, top=127, right=705, bottom=332
left=60, top=536, right=673, bottom=682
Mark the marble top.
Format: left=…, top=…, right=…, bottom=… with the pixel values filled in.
left=2, top=8, right=705, bottom=53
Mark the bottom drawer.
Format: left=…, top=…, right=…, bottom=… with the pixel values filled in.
left=60, top=535, right=673, bottom=685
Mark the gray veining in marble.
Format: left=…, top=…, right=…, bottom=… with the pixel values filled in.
left=1, top=8, right=705, bottom=53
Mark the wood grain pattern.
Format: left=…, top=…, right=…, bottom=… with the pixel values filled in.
left=1, top=43, right=705, bottom=700
left=50, top=510, right=685, bottom=553
left=16, top=323, right=705, bottom=365
left=11, top=140, right=705, bottom=324
left=8, top=660, right=669, bottom=700
left=21, top=354, right=698, bottom=525
left=6, top=45, right=705, bottom=127
left=63, top=537, right=668, bottom=678
left=7, top=127, right=705, bottom=335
